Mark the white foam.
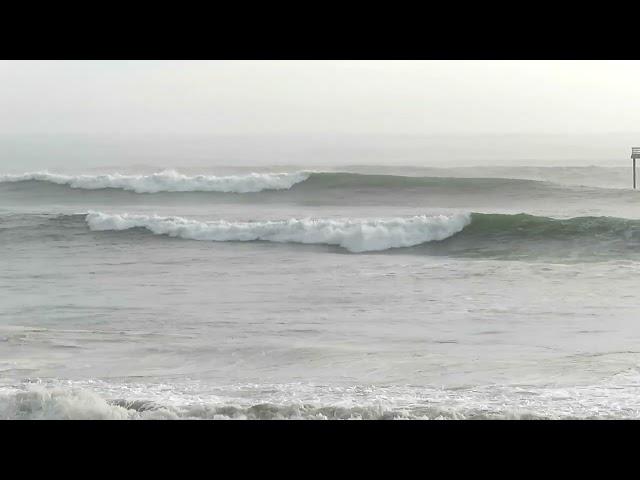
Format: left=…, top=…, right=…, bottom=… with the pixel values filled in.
left=0, top=383, right=527, bottom=420
left=85, top=211, right=471, bottom=253
left=0, top=170, right=310, bottom=193
left=0, top=385, right=132, bottom=420
left=6, top=377, right=640, bottom=419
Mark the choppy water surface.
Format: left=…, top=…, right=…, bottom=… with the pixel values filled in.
left=2, top=165, right=640, bottom=419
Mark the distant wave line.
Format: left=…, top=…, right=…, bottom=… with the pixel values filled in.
left=0, top=170, right=312, bottom=194
left=2, top=169, right=633, bottom=195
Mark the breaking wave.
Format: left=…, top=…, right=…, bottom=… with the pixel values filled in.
left=7, top=375, right=640, bottom=419
left=0, top=170, right=311, bottom=194
left=78, top=211, right=640, bottom=258
left=6, top=210, right=640, bottom=258
left=0, top=386, right=462, bottom=420
left=85, top=211, right=471, bottom=253
left=0, top=169, right=617, bottom=195
left=0, top=386, right=521, bottom=420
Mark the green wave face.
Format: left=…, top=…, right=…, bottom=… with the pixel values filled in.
left=419, top=213, right=640, bottom=261
left=466, top=213, right=640, bottom=239
left=302, top=172, right=544, bottom=190
left=4, top=211, right=640, bottom=262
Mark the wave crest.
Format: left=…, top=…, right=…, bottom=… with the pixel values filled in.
left=85, top=211, right=471, bottom=253
left=0, top=170, right=310, bottom=194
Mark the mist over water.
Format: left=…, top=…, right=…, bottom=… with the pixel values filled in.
left=1, top=132, right=637, bottom=172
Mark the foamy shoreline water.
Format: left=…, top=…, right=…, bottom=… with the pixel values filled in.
left=5, top=376, right=640, bottom=420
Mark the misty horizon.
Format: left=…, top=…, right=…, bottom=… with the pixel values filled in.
left=2, top=132, right=640, bottom=171
left=4, top=60, right=640, bottom=170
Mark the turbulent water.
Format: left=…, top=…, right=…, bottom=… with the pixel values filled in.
left=3, top=165, right=640, bottom=419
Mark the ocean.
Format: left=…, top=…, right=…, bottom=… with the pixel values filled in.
left=2, top=164, right=640, bottom=419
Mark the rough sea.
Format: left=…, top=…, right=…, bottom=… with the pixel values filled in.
left=2, top=164, right=640, bottom=419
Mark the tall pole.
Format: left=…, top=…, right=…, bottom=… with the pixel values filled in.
left=635, top=158, right=637, bottom=189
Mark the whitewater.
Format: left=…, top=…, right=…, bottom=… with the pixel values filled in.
left=0, top=170, right=311, bottom=193
left=3, top=165, right=640, bottom=420
left=85, top=211, right=472, bottom=253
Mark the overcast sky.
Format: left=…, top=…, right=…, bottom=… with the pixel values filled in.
left=1, top=60, right=640, bottom=168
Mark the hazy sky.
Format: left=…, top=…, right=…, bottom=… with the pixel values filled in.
left=2, top=60, right=640, bottom=169
left=2, top=60, right=640, bottom=136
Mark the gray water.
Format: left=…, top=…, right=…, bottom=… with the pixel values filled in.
left=2, top=165, right=640, bottom=419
